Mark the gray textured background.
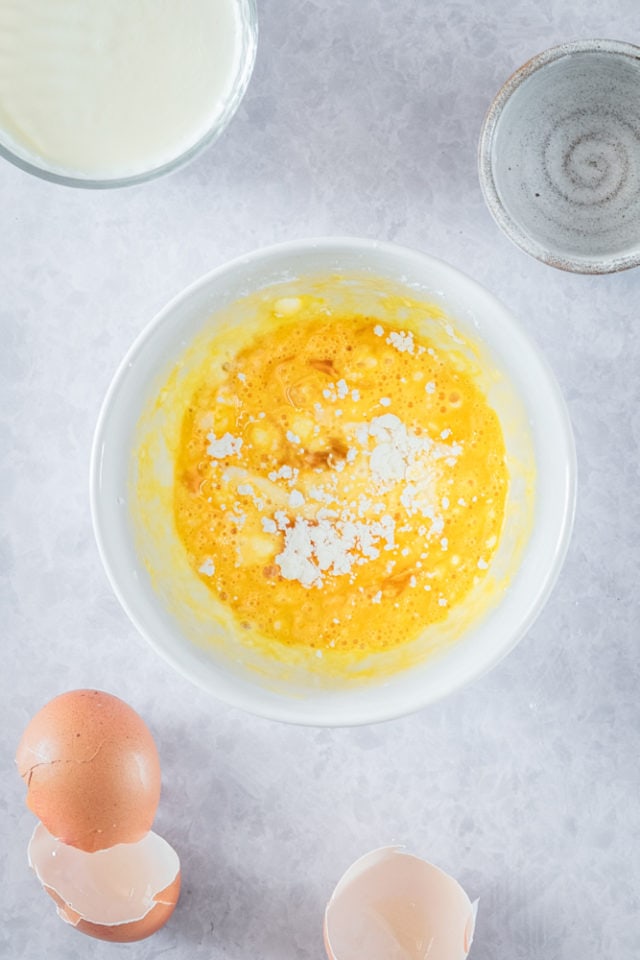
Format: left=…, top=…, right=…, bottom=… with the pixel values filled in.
left=1, top=1, right=639, bottom=957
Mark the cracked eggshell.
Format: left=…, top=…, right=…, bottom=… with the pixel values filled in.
left=29, top=823, right=181, bottom=942
left=16, top=689, right=161, bottom=852
left=324, top=847, right=477, bottom=960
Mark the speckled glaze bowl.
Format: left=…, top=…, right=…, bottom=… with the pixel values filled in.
left=479, top=39, right=640, bottom=273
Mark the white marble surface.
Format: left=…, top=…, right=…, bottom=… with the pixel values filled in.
left=1, top=1, right=639, bottom=957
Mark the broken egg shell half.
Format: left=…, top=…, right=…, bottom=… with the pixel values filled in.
left=324, top=847, right=477, bottom=960
left=16, top=689, right=161, bottom=852
left=29, top=822, right=181, bottom=942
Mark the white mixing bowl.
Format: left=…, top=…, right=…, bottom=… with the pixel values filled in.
left=90, top=238, right=576, bottom=725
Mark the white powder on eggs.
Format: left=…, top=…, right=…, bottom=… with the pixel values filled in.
left=275, top=514, right=396, bottom=589
left=386, top=330, right=415, bottom=354
left=202, top=343, right=466, bottom=592
left=207, top=431, right=243, bottom=458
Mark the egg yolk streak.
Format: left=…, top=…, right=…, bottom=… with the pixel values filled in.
left=173, top=298, right=508, bottom=656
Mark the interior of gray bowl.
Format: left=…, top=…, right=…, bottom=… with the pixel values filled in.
left=480, top=41, right=640, bottom=272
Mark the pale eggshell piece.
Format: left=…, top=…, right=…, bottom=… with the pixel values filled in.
left=16, top=689, right=161, bottom=852
left=28, top=823, right=181, bottom=942
left=324, top=847, right=476, bottom=960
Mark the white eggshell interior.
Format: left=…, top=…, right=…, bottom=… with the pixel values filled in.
left=28, top=823, right=179, bottom=926
left=324, top=847, right=475, bottom=960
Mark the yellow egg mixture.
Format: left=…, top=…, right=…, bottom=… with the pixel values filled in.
left=172, top=293, right=508, bottom=657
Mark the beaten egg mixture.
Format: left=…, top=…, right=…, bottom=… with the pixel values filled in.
left=173, top=294, right=508, bottom=656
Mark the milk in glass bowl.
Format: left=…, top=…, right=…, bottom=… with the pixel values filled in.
left=0, top=0, right=257, bottom=187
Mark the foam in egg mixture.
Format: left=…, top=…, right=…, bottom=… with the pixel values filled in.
left=171, top=292, right=508, bottom=658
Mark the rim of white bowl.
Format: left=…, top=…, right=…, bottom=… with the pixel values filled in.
left=0, top=0, right=258, bottom=190
left=478, top=38, right=640, bottom=274
left=90, top=237, right=577, bottom=726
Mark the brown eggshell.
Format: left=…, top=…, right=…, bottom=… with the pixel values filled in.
left=30, top=823, right=181, bottom=943
left=43, top=875, right=181, bottom=943
left=16, top=689, right=161, bottom=852
left=76, top=874, right=181, bottom=943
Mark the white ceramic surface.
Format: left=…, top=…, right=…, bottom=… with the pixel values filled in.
left=3, top=1, right=640, bottom=957
left=479, top=39, right=640, bottom=273
left=91, top=238, right=576, bottom=726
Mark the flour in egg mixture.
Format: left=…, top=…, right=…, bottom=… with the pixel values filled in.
left=174, top=296, right=508, bottom=656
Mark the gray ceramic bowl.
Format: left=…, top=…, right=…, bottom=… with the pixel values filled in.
left=479, top=39, right=640, bottom=273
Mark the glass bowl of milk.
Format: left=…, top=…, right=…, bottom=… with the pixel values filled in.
left=0, top=0, right=257, bottom=188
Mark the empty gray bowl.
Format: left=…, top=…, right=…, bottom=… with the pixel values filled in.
left=479, top=39, right=640, bottom=273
